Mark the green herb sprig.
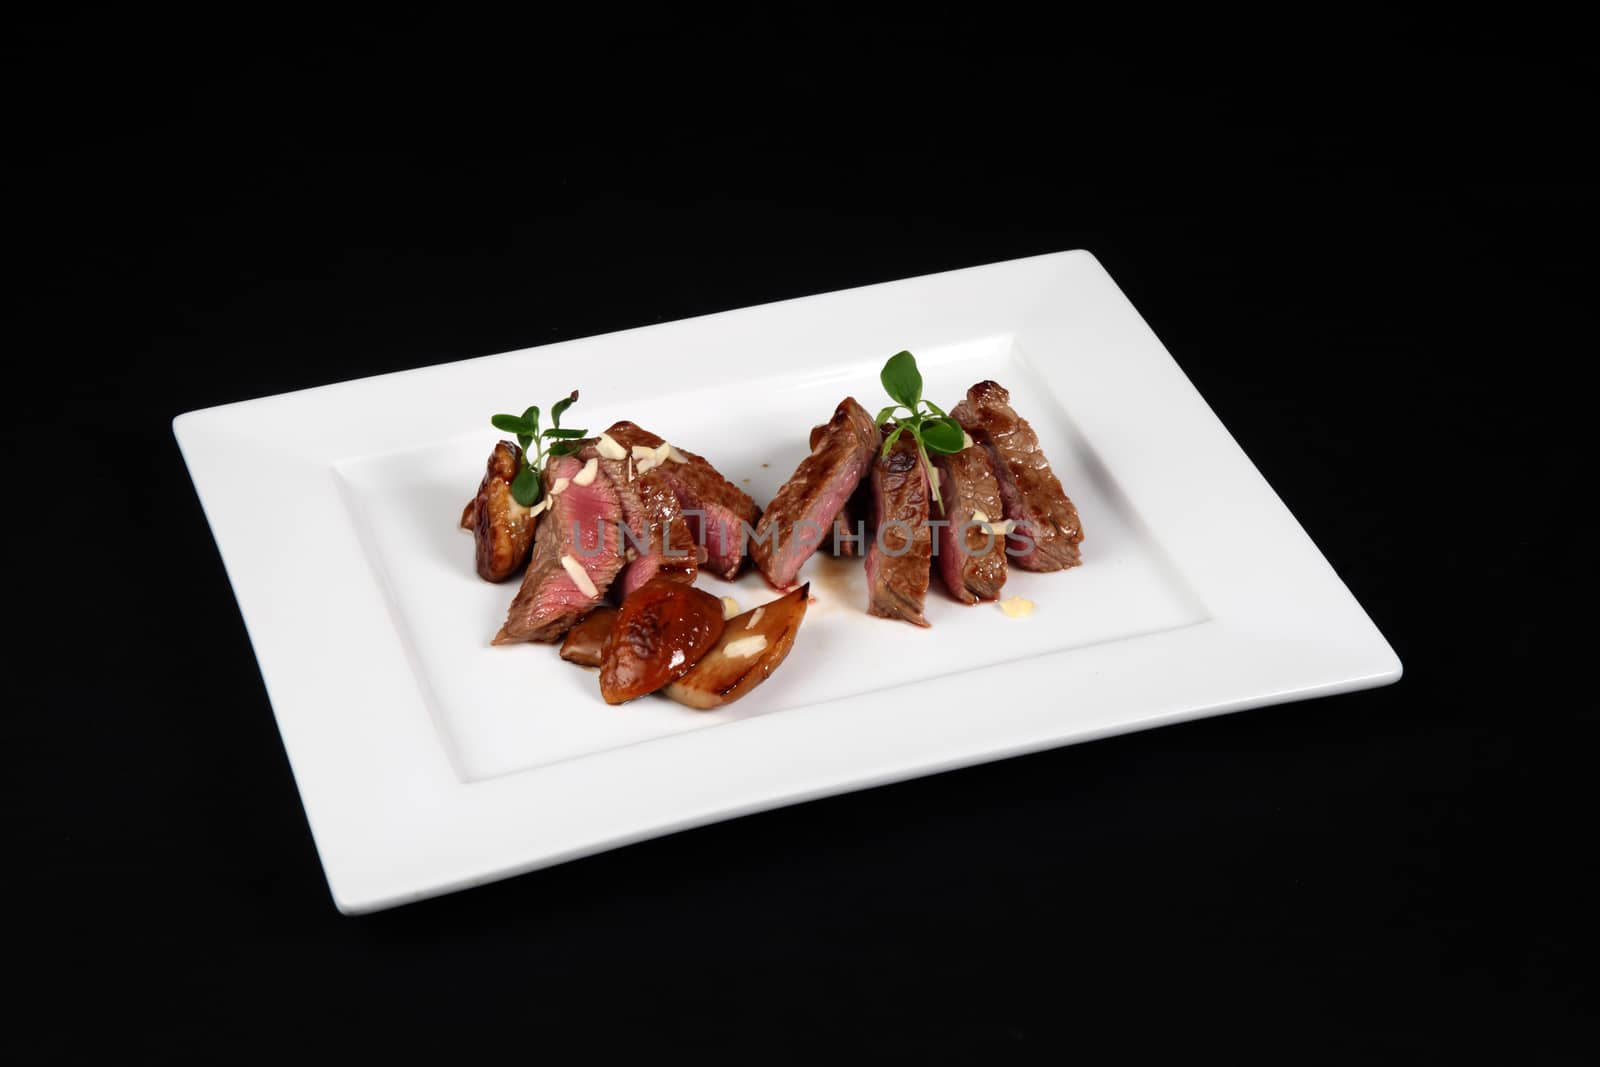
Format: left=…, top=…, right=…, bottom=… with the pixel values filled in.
left=490, top=390, right=587, bottom=507
left=874, top=351, right=967, bottom=511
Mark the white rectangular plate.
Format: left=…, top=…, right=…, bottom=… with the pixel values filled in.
left=175, top=251, right=1400, bottom=913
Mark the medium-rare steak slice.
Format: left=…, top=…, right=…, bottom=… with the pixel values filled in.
left=932, top=446, right=1008, bottom=603
left=461, top=440, right=540, bottom=582
left=593, top=446, right=697, bottom=597
left=754, top=397, right=878, bottom=588
left=809, top=421, right=872, bottom=557
left=493, top=449, right=624, bottom=644
left=865, top=430, right=932, bottom=627
left=621, top=470, right=698, bottom=594
left=599, top=421, right=760, bottom=581
left=951, top=380, right=1084, bottom=571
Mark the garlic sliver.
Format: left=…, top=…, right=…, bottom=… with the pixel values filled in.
left=596, top=433, right=627, bottom=460
left=998, top=596, right=1034, bottom=619
left=561, top=555, right=599, bottom=598
left=570, top=457, right=598, bottom=486
left=723, top=634, right=768, bottom=659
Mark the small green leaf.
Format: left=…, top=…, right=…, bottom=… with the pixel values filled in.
left=551, top=390, right=578, bottom=428
left=874, top=404, right=899, bottom=427
left=919, top=416, right=966, bottom=454
left=880, top=424, right=905, bottom=456
left=548, top=439, right=583, bottom=457
left=491, top=389, right=581, bottom=474
left=880, top=351, right=922, bottom=408
left=922, top=399, right=947, bottom=417
left=510, top=466, right=541, bottom=507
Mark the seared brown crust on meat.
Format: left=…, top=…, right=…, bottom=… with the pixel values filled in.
left=754, top=397, right=878, bottom=588
left=951, top=381, right=1083, bottom=571
left=630, top=470, right=698, bottom=584
left=601, top=421, right=760, bottom=580
left=865, top=431, right=932, bottom=626
left=595, top=446, right=697, bottom=596
left=466, top=441, right=539, bottom=582
left=934, top=446, right=1008, bottom=603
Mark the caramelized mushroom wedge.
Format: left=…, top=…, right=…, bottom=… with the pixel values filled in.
left=558, top=607, right=618, bottom=668
left=466, top=441, right=540, bottom=582
left=665, top=583, right=809, bottom=710
left=599, top=577, right=725, bottom=705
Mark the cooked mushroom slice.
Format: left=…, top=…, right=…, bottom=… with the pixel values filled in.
left=598, top=577, right=725, bottom=705
left=469, top=441, right=539, bottom=583
left=559, top=607, right=618, bottom=668
left=665, top=583, right=809, bottom=710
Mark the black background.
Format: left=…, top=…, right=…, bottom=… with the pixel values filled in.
left=7, top=12, right=1590, bottom=1063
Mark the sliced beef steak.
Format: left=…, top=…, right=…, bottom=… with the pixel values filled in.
left=809, top=421, right=872, bottom=557
left=933, top=446, right=1008, bottom=603
left=754, top=397, right=878, bottom=588
left=951, top=380, right=1084, bottom=571
left=493, top=449, right=624, bottom=644
left=620, top=471, right=699, bottom=594
left=865, top=430, right=932, bottom=626
left=594, top=446, right=697, bottom=597
left=600, top=421, right=760, bottom=580
left=462, top=440, right=540, bottom=582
